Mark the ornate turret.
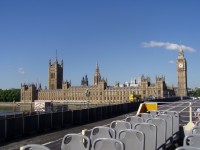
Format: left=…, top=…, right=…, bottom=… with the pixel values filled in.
left=141, top=75, right=150, bottom=84
left=62, top=80, right=71, bottom=89
left=81, top=75, right=89, bottom=86
left=155, top=75, right=165, bottom=82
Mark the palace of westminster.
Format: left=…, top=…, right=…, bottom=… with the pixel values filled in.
left=21, top=49, right=188, bottom=104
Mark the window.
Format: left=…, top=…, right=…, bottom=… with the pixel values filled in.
left=158, top=90, right=161, bottom=94
left=51, top=73, right=55, bottom=79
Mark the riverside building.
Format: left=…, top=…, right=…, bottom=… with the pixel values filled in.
left=21, top=49, right=187, bottom=104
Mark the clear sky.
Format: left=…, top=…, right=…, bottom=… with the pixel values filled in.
left=0, top=0, right=200, bottom=89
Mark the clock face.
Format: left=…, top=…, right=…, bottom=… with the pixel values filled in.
left=179, top=63, right=183, bottom=68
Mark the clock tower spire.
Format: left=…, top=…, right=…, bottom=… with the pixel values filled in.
left=176, top=48, right=187, bottom=97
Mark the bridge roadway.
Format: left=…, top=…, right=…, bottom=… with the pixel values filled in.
left=1, top=99, right=200, bottom=150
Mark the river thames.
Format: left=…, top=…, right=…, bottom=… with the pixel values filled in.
left=0, top=105, right=32, bottom=114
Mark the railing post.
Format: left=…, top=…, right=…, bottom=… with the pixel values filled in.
left=51, top=112, right=52, bottom=129
left=88, top=106, right=89, bottom=122
left=183, top=102, right=195, bottom=136
left=37, top=112, right=40, bottom=131
left=62, top=108, right=64, bottom=126
left=5, top=115, right=7, bottom=139
left=72, top=110, right=74, bottom=124
left=22, top=113, right=24, bottom=135
left=189, top=102, right=192, bottom=122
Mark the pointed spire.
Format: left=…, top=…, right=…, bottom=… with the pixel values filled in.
left=55, top=49, right=58, bottom=62
left=49, top=59, right=51, bottom=66
left=178, top=46, right=184, bottom=59
left=61, top=59, right=63, bottom=67
left=94, top=62, right=101, bottom=85
left=95, top=61, right=100, bottom=75
left=96, top=61, right=99, bottom=70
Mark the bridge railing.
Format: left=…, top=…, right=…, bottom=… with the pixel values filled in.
left=0, top=101, right=141, bottom=143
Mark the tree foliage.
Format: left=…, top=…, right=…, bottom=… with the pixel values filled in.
left=193, top=88, right=200, bottom=97
left=0, top=89, right=20, bottom=102
left=188, top=88, right=200, bottom=97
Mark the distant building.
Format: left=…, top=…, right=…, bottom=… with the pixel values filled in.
left=21, top=50, right=187, bottom=103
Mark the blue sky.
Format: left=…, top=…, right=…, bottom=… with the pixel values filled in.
left=0, top=0, right=200, bottom=89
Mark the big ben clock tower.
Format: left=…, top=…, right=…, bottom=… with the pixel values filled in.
left=176, top=48, right=188, bottom=97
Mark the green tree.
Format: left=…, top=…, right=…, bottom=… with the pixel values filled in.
left=0, top=89, right=20, bottom=102
left=194, top=89, right=200, bottom=97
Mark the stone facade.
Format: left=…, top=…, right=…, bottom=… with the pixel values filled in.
left=21, top=54, right=182, bottom=103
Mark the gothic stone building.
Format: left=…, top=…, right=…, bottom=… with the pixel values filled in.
left=21, top=50, right=188, bottom=104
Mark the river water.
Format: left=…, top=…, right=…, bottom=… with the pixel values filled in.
left=0, top=105, right=32, bottom=114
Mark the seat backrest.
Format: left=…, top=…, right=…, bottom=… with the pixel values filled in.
left=110, top=120, right=131, bottom=138
left=134, top=123, right=157, bottom=150
left=90, top=126, right=115, bottom=144
left=191, top=126, right=200, bottom=135
left=92, top=138, right=124, bottom=150
left=21, top=144, right=50, bottom=150
left=156, top=114, right=173, bottom=142
left=118, top=129, right=144, bottom=150
left=147, top=118, right=166, bottom=149
left=175, top=146, right=200, bottom=150
left=148, top=110, right=160, bottom=116
left=195, top=121, right=200, bottom=127
left=162, top=111, right=179, bottom=141
left=61, top=134, right=90, bottom=150
left=137, top=113, right=154, bottom=121
left=125, top=116, right=144, bottom=129
left=183, top=135, right=200, bottom=148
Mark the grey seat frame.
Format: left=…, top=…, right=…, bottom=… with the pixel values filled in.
left=183, top=134, right=200, bottom=148
left=110, top=120, right=131, bottom=139
left=195, top=121, right=200, bottom=127
left=61, top=134, right=90, bottom=150
left=137, top=113, right=154, bottom=121
left=125, top=116, right=145, bottom=129
left=92, top=138, right=124, bottom=150
left=90, top=126, right=115, bottom=144
left=147, top=118, right=166, bottom=150
left=156, top=113, right=173, bottom=146
left=20, top=144, right=50, bottom=150
left=134, top=123, right=157, bottom=150
left=191, top=126, right=200, bottom=135
left=118, top=129, right=144, bottom=150
left=176, top=146, right=200, bottom=150
left=162, top=111, right=179, bottom=141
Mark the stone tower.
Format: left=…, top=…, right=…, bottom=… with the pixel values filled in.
left=140, top=75, right=150, bottom=98
left=48, top=56, right=63, bottom=89
left=94, top=63, right=101, bottom=86
left=176, top=48, right=188, bottom=96
left=155, top=76, right=166, bottom=98
left=21, top=84, right=38, bottom=102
